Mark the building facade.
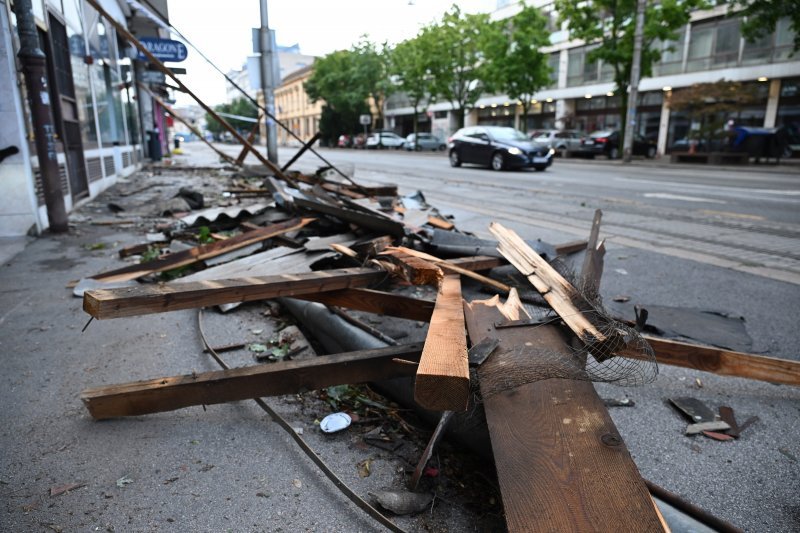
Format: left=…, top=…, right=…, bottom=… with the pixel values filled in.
left=0, top=0, right=174, bottom=236
left=270, top=63, right=322, bottom=146
left=384, top=1, right=799, bottom=157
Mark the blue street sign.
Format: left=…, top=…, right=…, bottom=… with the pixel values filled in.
left=138, top=38, right=188, bottom=63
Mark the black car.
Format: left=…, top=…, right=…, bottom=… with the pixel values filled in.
left=583, top=130, right=657, bottom=159
left=448, top=126, right=554, bottom=171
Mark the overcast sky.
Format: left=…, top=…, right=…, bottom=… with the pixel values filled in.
left=166, top=0, right=498, bottom=105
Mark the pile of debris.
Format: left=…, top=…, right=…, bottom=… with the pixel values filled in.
left=74, top=160, right=798, bottom=532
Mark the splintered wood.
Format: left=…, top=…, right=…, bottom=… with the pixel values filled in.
left=489, top=222, right=622, bottom=357
left=415, top=275, right=470, bottom=411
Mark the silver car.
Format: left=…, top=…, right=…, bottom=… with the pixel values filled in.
left=530, top=130, right=586, bottom=156
left=404, top=133, right=446, bottom=151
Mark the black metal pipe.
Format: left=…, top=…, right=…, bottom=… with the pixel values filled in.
left=13, top=0, right=68, bottom=232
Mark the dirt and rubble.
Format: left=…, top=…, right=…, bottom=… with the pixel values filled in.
left=1, top=152, right=799, bottom=532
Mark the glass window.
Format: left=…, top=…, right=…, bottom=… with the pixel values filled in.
left=548, top=53, right=560, bottom=88
left=687, top=25, right=713, bottom=71
left=713, top=21, right=740, bottom=67
left=567, top=48, right=584, bottom=86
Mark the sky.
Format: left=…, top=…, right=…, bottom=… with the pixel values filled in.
left=166, top=0, right=498, bottom=105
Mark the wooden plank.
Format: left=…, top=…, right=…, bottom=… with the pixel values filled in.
left=81, top=343, right=424, bottom=419
left=641, top=336, right=800, bottom=386
left=554, top=239, right=589, bottom=256
left=294, top=288, right=435, bottom=322
left=90, top=218, right=314, bottom=283
left=415, top=275, right=469, bottom=411
left=382, top=247, right=509, bottom=292
left=83, top=267, right=383, bottom=319
left=378, top=247, right=443, bottom=286
left=463, top=293, right=665, bottom=532
left=294, top=195, right=407, bottom=237
left=427, top=216, right=455, bottom=230
left=489, top=222, right=621, bottom=356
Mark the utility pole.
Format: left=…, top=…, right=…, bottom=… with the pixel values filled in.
left=13, top=0, right=69, bottom=232
left=259, top=0, right=278, bottom=164
left=622, top=0, right=646, bottom=163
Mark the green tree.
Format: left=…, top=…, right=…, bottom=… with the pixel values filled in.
left=556, top=0, right=706, bottom=138
left=205, top=97, right=258, bottom=139
left=733, top=1, right=799, bottom=52
left=352, top=38, right=393, bottom=129
left=483, top=5, right=552, bottom=131
left=390, top=33, right=436, bottom=148
left=306, top=49, right=372, bottom=144
left=424, top=5, right=494, bottom=129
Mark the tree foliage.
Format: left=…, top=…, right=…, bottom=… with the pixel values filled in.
left=205, top=97, right=258, bottom=138
left=423, top=5, right=495, bottom=129
left=390, top=32, right=437, bottom=146
left=669, top=79, right=758, bottom=151
left=733, top=0, right=799, bottom=52
left=556, top=0, right=706, bottom=136
left=351, top=38, right=393, bottom=129
left=483, top=5, right=552, bottom=129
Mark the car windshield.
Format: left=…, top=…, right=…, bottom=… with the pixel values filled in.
left=533, top=134, right=552, bottom=141
left=489, top=128, right=528, bottom=141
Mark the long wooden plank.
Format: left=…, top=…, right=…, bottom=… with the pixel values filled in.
left=90, top=218, right=314, bottom=283
left=83, top=267, right=383, bottom=319
left=642, top=336, right=800, bottom=386
left=294, top=288, right=435, bottom=322
left=463, top=294, right=664, bottom=532
left=81, top=343, right=424, bottom=419
left=415, top=275, right=469, bottom=411
left=489, top=222, right=621, bottom=355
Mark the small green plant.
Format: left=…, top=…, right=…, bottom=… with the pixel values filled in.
left=197, top=226, right=214, bottom=244
left=139, top=245, right=160, bottom=263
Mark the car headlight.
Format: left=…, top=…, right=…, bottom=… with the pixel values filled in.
left=507, top=147, right=522, bottom=155
left=548, top=148, right=555, bottom=156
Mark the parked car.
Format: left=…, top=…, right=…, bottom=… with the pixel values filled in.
left=448, top=126, right=554, bottom=171
left=337, top=134, right=353, bottom=148
left=404, top=133, right=446, bottom=151
left=530, top=129, right=585, bottom=155
left=366, top=131, right=405, bottom=149
left=582, top=130, right=657, bottom=159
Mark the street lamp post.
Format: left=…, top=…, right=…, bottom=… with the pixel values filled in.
left=623, top=0, right=646, bottom=163
left=259, top=0, right=278, bottom=165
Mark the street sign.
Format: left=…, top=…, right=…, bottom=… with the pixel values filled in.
left=137, top=37, right=188, bottom=63
left=359, top=114, right=372, bottom=125
left=140, top=70, right=166, bottom=84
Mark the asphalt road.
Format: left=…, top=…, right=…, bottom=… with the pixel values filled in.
left=281, top=147, right=800, bottom=285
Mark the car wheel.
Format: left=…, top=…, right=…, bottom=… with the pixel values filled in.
left=439, top=144, right=446, bottom=151
left=646, top=146, right=656, bottom=159
left=609, top=147, right=620, bottom=160
left=534, top=166, right=547, bottom=171
left=449, top=150, right=461, bottom=167
left=491, top=152, right=505, bottom=171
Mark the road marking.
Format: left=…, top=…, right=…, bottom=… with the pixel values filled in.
left=700, top=209, right=766, bottom=221
left=643, top=192, right=727, bottom=204
left=616, top=177, right=800, bottom=196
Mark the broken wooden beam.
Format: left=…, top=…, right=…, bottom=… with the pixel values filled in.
left=294, top=288, right=435, bottom=322
left=381, top=247, right=509, bottom=292
left=83, top=267, right=384, bottom=319
left=81, top=343, right=424, bottom=419
left=415, top=275, right=469, bottom=411
left=90, top=218, right=314, bottom=283
left=642, top=336, right=800, bottom=387
left=377, top=247, right=443, bottom=286
left=463, top=293, right=665, bottom=531
left=489, top=222, right=621, bottom=357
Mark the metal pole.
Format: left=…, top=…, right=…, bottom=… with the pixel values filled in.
left=259, top=0, right=278, bottom=164
left=12, top=0, right=69, bottom=232
left=622, top=0, right=646, bottom=163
